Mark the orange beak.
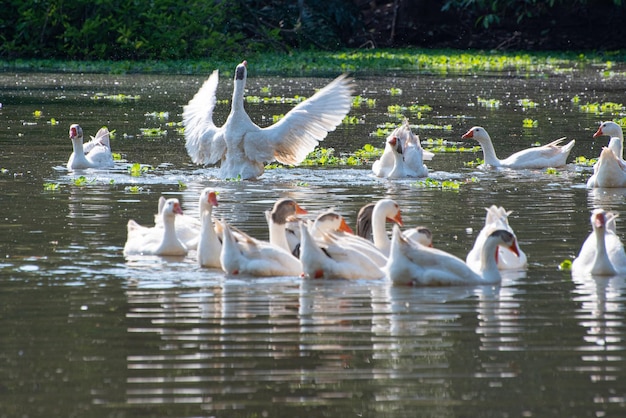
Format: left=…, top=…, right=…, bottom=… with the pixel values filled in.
left=338, top=218, right=354, bottom=234
left=387, top=211, right=403, bottom=227
left=173, top=202, right=183, bottom=215
left=295, top=204, right=308, bottom=215
left=208, top=191, right=219, bottom=207
left=388, top=136, right=398, bottom=146
left=461, top=129, right=474, bottom=139
left=593, top=127, right=603, bottom=138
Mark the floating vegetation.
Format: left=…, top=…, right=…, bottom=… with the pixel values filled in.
left=139, top=127, right=167, bottom=137
left=91, top=92, right=140, bottom=102
left=545, top=167, right=560, bottom=175
left=518, top=98, right=538, bottom=108
left=301, top=147, right=340, bottom=166
left=464, top=158, right=485, bottom=167
left=178, top=180, right=187, bottom=190
left=370, top=122, right=451, bottom=138
left=578, top=101, right=624, bottom=115
left=245, top=95, right=306, bottom=105
left=574, top=156, right=597, bottom=166
left=342, top=115, right=363, bottom=125
left=571, top=95, right=581, bottom=104
left=387, top=104, right=433, bottom=119
left=128, top=163, right=152, bottom=177
left=388, top=87, right=402, bottom=96
left=558, top=259, right=572, bottom=271
left=477, top=97, right=501, bottom=108
left=523, top=118, right=539, bottom=128
left=145, top=111, right=169, bottom=119
left=413, top=177, right=478, bottom=190
left=260, top=85, right=272, bottom=95
left=224, top=174, right=243, bottom=182
left=112, top=152, right=123, bottom=161
left=352, top=96, right=376, bottom=108
left=1, top=168, right=9, bottom=174
left=33, top=110, right=42, bottom=118
left=48, top=118, right=59, bottom=125
left=124, top=185, right=144, bottom=193
left=43, top=182, right=60, bottom=191
left=73, top=176, right=95, bottom=186
left=423, top=138, right=480, bottom=153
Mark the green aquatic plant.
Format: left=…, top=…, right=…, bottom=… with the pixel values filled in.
left=91, top=93, right=140, bottom=102
left=477, top=97, right=501, bottom=108
left=579, top=101, right=624, bottom=115
left=389, top=87, right=402, bottom=96
left=145, top=111, right=169, bottom=119
left=128, top=163, right=151, bottom=177
left=124, top=185, right=144, bottom=193
left=43, top=182, right=60, bottom=191
left=245, top=95, right=306, bottom=105
left=545, top=167, right=560, bottom=175
left=73, top=176, right=94, bottom=186
left=342, top=115, right=363, bottom=125
left=518, top=98, right=538, bottom=108
left=140, top=127, right=167, bottom=137
left=352, top=96, right=376, bottom=108
left=225, top=174, right=243, bottom=182
left=260, top=85, right=272, bottom=95
left=413, top=177, right=477, bottom=190
left=574, top=156, right=597, bottom=166
left=558, top=259, right=572, bottom=271
left=178, top=180, right=187, bottom=190
left=48, top=118, right=59, bottom=126
left=523, top=118, right=538, bottom=128
left=464, top=158, right=485, bottom=167
left=301, top=147, right=340, bottom=166
left=33, top=110, right=42, bottom=118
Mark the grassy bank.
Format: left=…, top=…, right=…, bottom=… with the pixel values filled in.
left=2, top=48, right=624, bottom=76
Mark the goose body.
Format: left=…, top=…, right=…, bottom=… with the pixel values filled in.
left=386, top=225, right=519, bottom=286
left=572, top=209, right=626, bottom=276
left=587, top=122, right=626, bottom=188
left=372, top=120, right=432, bottom=178
left=299, top=222, right=385, bottom=280
left=219, top=220, right=301, bottom=277
left=183, top=60, right=354, bottom=179
left=462, top=126, right=575, bottom=169
left=123, top=198, right=188, bottom=256
left=67, top=124, right=114, bottom=170
left=197, top=189, right=221, bottom=268
left=466, top=205, right=527, bottom=270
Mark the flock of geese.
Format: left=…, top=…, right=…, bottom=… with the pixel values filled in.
left=64, top=60, right=626, bottom=283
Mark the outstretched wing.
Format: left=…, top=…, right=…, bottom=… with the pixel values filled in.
left=183, top=70, right=226, bottom=165
left=243, top=74, right=354, bottom=165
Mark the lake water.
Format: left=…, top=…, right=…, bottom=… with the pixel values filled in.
left=1, top=62, right=626, bottom=417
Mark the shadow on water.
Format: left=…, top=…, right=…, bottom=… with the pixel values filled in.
left=1, top=67, right=626, bottom=416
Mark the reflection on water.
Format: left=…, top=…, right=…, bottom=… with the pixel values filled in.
left=2, top=68, right=626, bottom=416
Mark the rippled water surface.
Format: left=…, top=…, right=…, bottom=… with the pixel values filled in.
left=1, top=64, right=626, bottom=417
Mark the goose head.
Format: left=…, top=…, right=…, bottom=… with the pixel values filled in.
left=162, top=198, right=184, bottom=219
left=199, top=189, right=219, bottom=212
left=388, top=135, right=403, bottom=154
left=488, top=229, right=520, bottom=264
left=375, top=199, right=404, bottom=226
left=594, top=121, right=623, bottom=139
left=314, top=211, right=354, bottom=234
left=69, top=124, right=83, bottom=142
left=235, top=60, right=247, bottom=81
left=271, top=198, right=307, bottom=226
left=461, top=126, right=490, bottom=144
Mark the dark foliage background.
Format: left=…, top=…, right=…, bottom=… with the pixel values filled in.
left=1, top=0, right=625, bottom=60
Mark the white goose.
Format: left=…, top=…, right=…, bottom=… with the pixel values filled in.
left=66, top=124, right=114, bottom=170
left=299, top=222, right=385, bottom=280
left=466, top=205, right=527, bottom=270
left=218, top=220, right=301, bottom=277
left=572, top=209, right=626, bottom=276
left=183, top=60, right=354, bottom=179
left=372, top=120, right=433, bottom=178
left=197, top=189, right=221, bottom=268
left=587, top=121, right=626, bottom=188
left=586, top=146, right=626, bottom=188
left=149, top=196, right=202, bottom=250
left=266, top=198, right=308, bottom=255
left=355, top=201, right=431, bottom=248
left=461, top=126, right=575, bottom=169
left=385, top=225, right=519, bottom=286
left=311, top=211, right=388, bottom=268
left=123, top=198, right=188, bottom=256
left=594, top=121, right=624, bottom=160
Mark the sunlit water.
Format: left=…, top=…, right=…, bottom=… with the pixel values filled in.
left=1, top=65, right=626, bottom=417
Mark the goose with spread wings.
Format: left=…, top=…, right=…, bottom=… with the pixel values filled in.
left=183, top=60, right=355, bottom=179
